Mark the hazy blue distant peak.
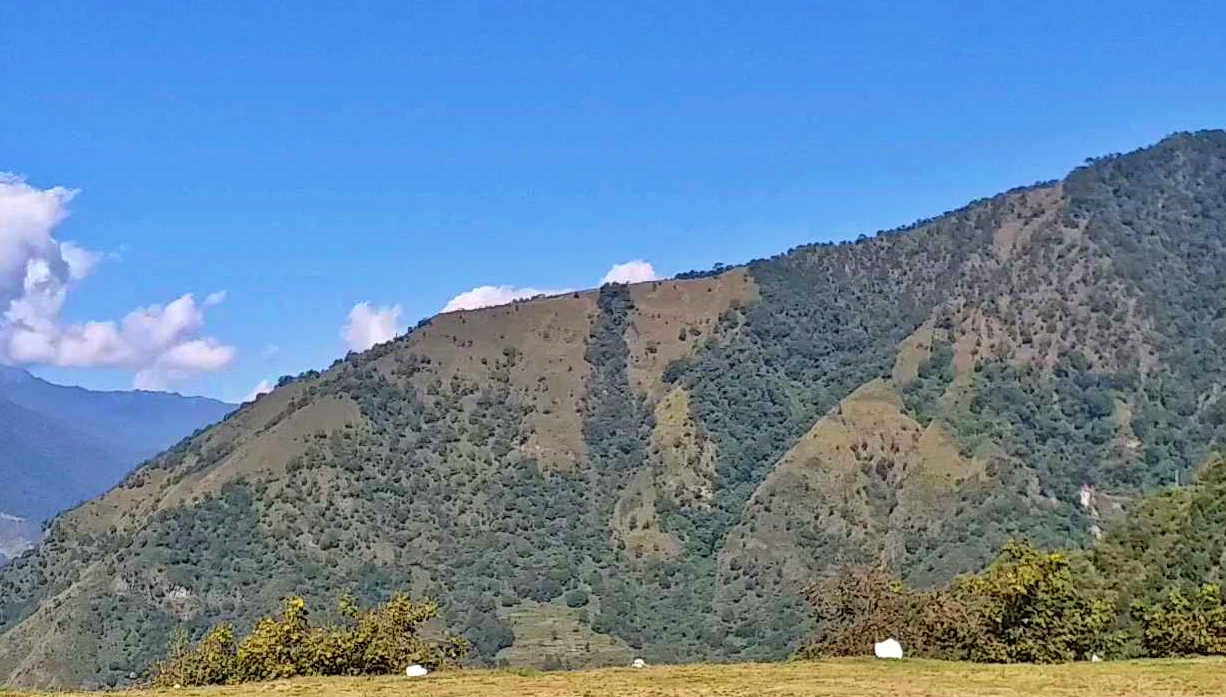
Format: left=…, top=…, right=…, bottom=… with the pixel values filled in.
left=0, top=366, right=33, bottom=385
left=0, top=371, right=237, bottom=528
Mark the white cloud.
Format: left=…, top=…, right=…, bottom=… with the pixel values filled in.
left=601, top=259, right=661, bottom=285
left=204, top=290, right=227, bottom=306
left=0, top=174, right=236, bottom=390
left=440, top=285, right=565, bottom=313
left=243, top=379, right=274, bottom=402
left=439, top=259, right=663, bottom=314
left=60, top=242, right=101, bottom=280
left=156, top=338, right=236, bottom=372
left=262, top=343, right=280, bottom=358
left=0, top=175, right=76, bottom=294
left=342, top=302, right=402, bottom=352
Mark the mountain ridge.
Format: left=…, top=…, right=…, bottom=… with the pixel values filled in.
left=0, top=368, right=235, bottom=560
left=3, top=129, right=1226, bottom=688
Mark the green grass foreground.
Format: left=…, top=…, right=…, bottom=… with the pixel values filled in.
left=7, top=658, right=1226, bottom=697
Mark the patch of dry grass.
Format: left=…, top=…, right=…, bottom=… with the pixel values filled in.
left=721, top=379, right=984, bottom=590
left=493, top=600, right=633, bottom=669
left=8, top=658, right=1226, bottom=697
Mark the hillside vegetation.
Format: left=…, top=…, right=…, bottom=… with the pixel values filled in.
left=3, top=131, right=1226, bottom=689
left=797, top=453, right=1226, bottom=663
left=7, top=659, right=1226, bottom=697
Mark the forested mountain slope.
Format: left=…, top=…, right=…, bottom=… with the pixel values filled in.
left=0, top=368, right=234, bottom=560
left=1092, top=454, right=1226, bottom=613
left=3, top=130, right=1226, bottom=689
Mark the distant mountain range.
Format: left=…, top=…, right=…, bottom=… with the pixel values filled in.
left=0, top=367, right=234, bottom=561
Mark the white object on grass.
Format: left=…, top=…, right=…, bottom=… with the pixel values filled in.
left=405, top=664, right=429, bottom=677
left=1091, top=653, right=1102, bottom=662
left=873, top=638, right=903, bottom=659
left=632, top=658, right=647, bottom=668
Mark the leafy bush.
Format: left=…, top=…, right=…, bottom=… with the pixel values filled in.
left=1132, top=585, right=1226, bottom=657
left=153, top=593, right=467, bottom=687
left=156, top=625, right=236, bottom=687
left=946, top=541, right=1114, bottom=663
left=231, top=596, right=314, bottom=681
left=797, top=566, right=957, bottom=659
left=799, top=541, right=1114, bottom=663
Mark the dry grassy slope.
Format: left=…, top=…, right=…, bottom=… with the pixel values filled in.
left=53, top=384, right=361, bottom=538
left=648, top=387, right=719, bottom=503
left=890, top=320, right=936, bottom=386
left=935, top=184, right=1154, bottom=375
left=362, top=273, right=754, bottom=564
left=45, top=272, right=754, bottom=540
left=363, top=270, right=756, bottom=471
left=613, top=386, right=720, bottom=561
left=625, top=270, right=757, bottom=400
left=608, top=273, right=754, bottom=561
left=493, top=600, right=635, bottom=669
left=388, top=291, right=598, bottom=471
left=0, top=273, right=757, bottom=689
left=612, top=467, right=684, bottom=561
left=717, top=380, right=982, bottom=596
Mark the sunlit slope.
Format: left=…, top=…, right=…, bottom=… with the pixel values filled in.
left=5, top=131, right=1226, bottom=688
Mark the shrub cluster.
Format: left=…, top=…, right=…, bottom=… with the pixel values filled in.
left=802, top=535, right=1226, bottom=663
left=153, top=593, right=468, bottom=687
left=1132, top=584, right=1226, bottom=657
left=799, top=541, right=1115, bottom=663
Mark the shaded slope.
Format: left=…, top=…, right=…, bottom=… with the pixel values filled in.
left=0, top=397, right=129, bottom=527
left=0, top=367, right=234, bottom=533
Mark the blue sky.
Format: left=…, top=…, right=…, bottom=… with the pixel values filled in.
left=1, top=0, right=1223, bottom=401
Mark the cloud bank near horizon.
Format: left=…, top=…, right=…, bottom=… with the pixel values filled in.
left=0, top=174, right=235, bottom=391
left=440, top=259, right=663, bottom=313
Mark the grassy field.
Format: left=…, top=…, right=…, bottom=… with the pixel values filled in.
left=6, top=658, right=1226, bottom=697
